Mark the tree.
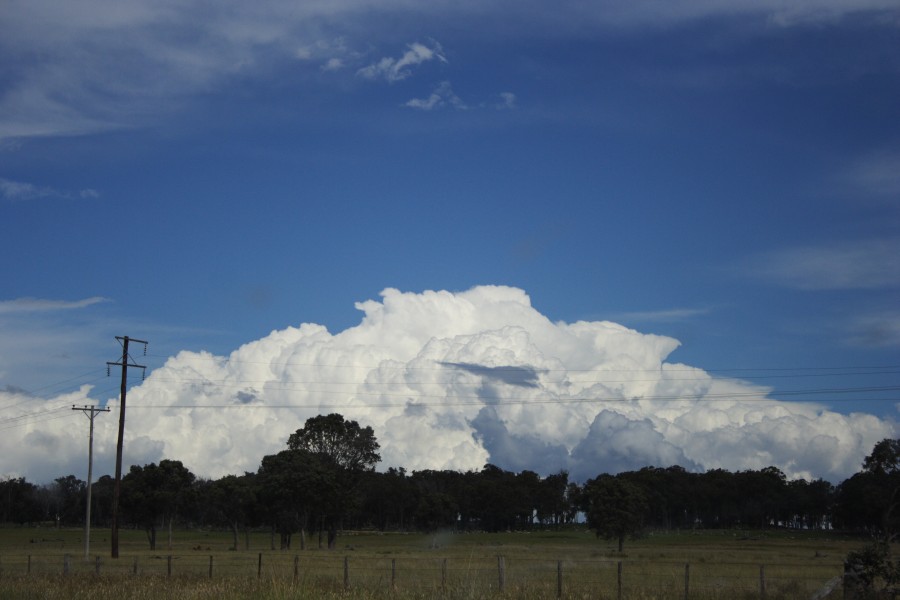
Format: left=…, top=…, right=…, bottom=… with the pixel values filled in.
left=274, top=413, right=381, bottom=548
left=620, top=466, right=698, bottom=530
left=784, top=478, right=833, bottom=529
left=863, top=439, right=900, bottom=476
left=0, top=477, right=41, bottom=524
left=360, top=468, right=416, bottom=531
left=472, top=464, right=521, bottom=532
left=90, top=475, right=115, bottom=527
left=257, top=449, right=336, bottom=550
left=414, top=490, right=458, bottom=539
left=412, top=469, right=472, bottom=530
left=121, top=460, right=195, bottom=550
left=198, top=473, right=258, bottom=550
left=47, top=475, right=86, bottom=526
left=287, top=413, right=380, bottom=471
left=535, top=471, right=570, bottom=527
left=585, top=475, right=649, bottom=552
left=835, top=439, right=900, bottom=538
left=736, top=467, right=787, bottom=528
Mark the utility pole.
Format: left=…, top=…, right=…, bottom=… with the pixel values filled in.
left=72, top=404, right=110, bottom=560
left=107, top=336, right=147, bottom=559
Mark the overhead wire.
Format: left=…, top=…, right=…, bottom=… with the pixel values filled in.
left=0, top=405, right=75, bottom=433
left=142, top=352, right=900, bottom=375
left=2, top=353, right=895, bottom=430
left=124, top=385, right=900, bottom=409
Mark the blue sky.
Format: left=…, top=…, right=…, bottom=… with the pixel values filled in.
left=1, top=0, right=899, bottom=482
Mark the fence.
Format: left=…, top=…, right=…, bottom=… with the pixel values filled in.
left=0, top=552, right=843, bottom=598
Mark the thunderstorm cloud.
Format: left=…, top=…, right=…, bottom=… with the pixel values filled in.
left=0, top=286, right=893, bottom=483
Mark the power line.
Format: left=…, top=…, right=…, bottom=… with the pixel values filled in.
left=121, top=384, right=898, bottom=409
left=135, top=369, right=900, bottom=391
left=123, top=378, right=900, bottom=398
left=142, top=352, right=900, bottom=373
left=6, top=351, right=895, bottom=404
left=0, top=406, right=73, bottom=432
left=22, top=368, right=110, bottom=396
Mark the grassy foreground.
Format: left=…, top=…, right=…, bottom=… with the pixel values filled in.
left=0, top=527, right=859, bottom=599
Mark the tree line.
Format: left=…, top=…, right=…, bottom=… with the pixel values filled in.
left=2, top=414, right=898, bottom=553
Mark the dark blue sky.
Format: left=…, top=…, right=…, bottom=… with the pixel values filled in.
left=1, top=0, right=898, bottom=481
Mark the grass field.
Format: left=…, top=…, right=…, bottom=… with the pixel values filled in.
left=0, top=526, right=861, bottom=599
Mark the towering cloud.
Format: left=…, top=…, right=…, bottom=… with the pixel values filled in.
left=0, top=286, right=893, bottom=483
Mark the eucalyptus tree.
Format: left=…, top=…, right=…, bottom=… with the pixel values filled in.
left=121, top=460, right=195, bottom=550
left=287, top=413, right=380, bottom=471
left=0, top=477, right=41, bottom=524
left=262, top=413, right=381, bottom=549
left=585, top=475, right=649, bottom=552
left=835, top=438, right=900, bottom=537
left=198, top=473, right=258, bottom=550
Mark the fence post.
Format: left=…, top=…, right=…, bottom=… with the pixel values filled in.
left=617, top=561, right=623, bottom=600
left=64, top=554, right=71, bottom=575
left=27, top=555, right=31, bottom=575
left=167, top=555, right=172, bottom=577
left=344, top=556, right=350, bottom=590
left=132, top=556, right=138, bottom=575
left=294, top=555, right=299, bottom=581
left=498, top=556, right=506, bottom=593
left=391, top=558, right=397, bottom=590
left=557, top=560, right=563, bottom=599
left=95, top=555, right=101, bottom=576
left=208, top=555, right=213, bottom=579
left=442, top=558, right=448, bottom=589
left=258, top=553, right=262, bottom=579
left=684, top=563, right=690, bottom=600
left=759, top=565, right=766, bottom=599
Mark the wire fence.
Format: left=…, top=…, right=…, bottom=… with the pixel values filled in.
left=0, top=552, right=844, bottom=598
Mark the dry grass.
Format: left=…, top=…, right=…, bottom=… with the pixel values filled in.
left=0, top=527, right=855, bottom=599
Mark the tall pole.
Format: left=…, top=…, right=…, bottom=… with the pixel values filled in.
left=107, top=336, right=147, bottom=559
left=73, top=404, right=110, bottom=560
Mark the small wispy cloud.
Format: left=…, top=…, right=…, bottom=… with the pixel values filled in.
left=748, top=239, right=900, bottom=290
left=321, top=57, right=344, bottom=72
left=405, top=81, right=466, bottom=111
left=0, top=297, right=110, bottom=314
left=496, top=92, right=517, bottom=110
left=357, top=41, right=447, bottom=83
left=0, top=177, right=99, bottom=202
left=1, top=178, right=55, bottom=201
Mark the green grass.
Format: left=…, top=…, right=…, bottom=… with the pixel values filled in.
left=0, top=526, right=859, bottom=599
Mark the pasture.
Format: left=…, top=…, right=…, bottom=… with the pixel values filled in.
left=0, top=526, right=858, bottom=599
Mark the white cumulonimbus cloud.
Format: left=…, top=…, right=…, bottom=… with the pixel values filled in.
left=0, top=286, right=894, bottom=483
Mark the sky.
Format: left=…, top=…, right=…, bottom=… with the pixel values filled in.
left=1, top=0, right=899, bottom=485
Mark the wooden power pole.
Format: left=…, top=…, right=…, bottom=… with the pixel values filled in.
left=72, top=404, right=110, bottom=560
left=107, top=335, right=147, bottom=559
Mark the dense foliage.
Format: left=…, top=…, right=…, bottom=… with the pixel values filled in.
left=2, top=417, right=898, bottom=552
